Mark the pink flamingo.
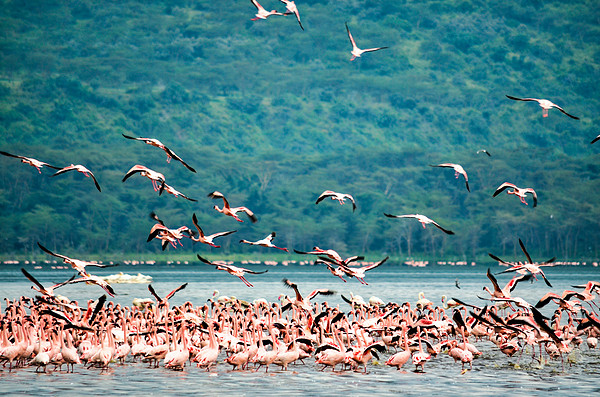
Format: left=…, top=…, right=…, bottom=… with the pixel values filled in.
left=345, top=22, right=388, bottom=61
left=190, top=213, right=237, bottom=248
left=0, top=151, right=60, bottom=173
left=250, top=0, right=287, bottom=20
left=52, top=164, right=101, bottom=192
left=122, top=134, right=195, bottom=172
left=197, top=255, right=268, bottom=287
left=493, top=182, right=538, bottom=207
left=384, top=213, right=454, bottom=235
left=506, top=95, right=579, bottom=119
left=122, top=164, right=166, bottom=192
left=430, top=163, right=470, bottom=192
left=207, top=191, right=258, bottom=223
left=315, top=190, right=357, bottom=211
left=240, top=231, right=289, bottom=252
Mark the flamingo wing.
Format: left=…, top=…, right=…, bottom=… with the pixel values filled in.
left=523, top=188, right=537, bottom=207
left=315, top=190, right=336, bottom=204
left=518, top=238, right=534, bottom=264
left=345, top=22, right=358, bottom=49
left=191, top=213, right=205, bottom=237
left=591, top=134, right=600, bottom=144
left=493, top=182, right=517, bottom=197
left=21, top=268, right=46, bottom=292
left=165, top=283, right=188, bottom=300
left=550, top=103, right=579, bottom=120
left=506, top=95, right=540, bottom=102
left=431, top=220, right=454, bottom=235
left=307, top=288, right=336, bottom=300
left=37, top=242, right=70, bottom=261
left=148, top=284, right=162, bottom=301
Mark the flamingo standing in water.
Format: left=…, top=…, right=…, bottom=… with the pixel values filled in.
left=52, top=164, right=102, bottom=192
left=279, top=0, right=303, bottom=30
left=345, top=22, right=388, bottom=61
left=207, top=191, right=258, bottom=223
left=240, top=232, right=289, bottom=252
left=189, top=213, right=237, bottom=248
left=506, top=95, right=579, bottom=119
left=250, top=0, right=287, bottom=20
left=0, top=151, right=60, bottom=173
left=384, top=213, right=454, bottom=235
left=197, top=255, right=268, bottom=287
left=430, top=163, right=470, bottom=192
left=122, top=164, right=166, bottom=192
left=315, top=190, right=357, bottom=211
left=493, top=182, right=538, bottom=207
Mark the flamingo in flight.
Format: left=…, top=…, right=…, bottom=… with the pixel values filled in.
left=158, top=182, right=197, bottom=201
left=477, top=149, right=491, bottom=157
left=315, top=190, right=356, bottom=211
left=37, top=242, right=118, bottom=276
left=62, top=274, right=116, bottom=297
left=52, top=164, right=102, bottom=192
left=384, top=213, right=454, bottom=235
left=122, top=164, right=166, bottom=192
left=122, top=134, right=195, bottom=172
left=148, top=283, right=188, bottom=307
left=281, top=278, right=335, bottom=312
left=493, top=182, right=537, bottom=207
left=279, top=0, right=303, bottom=30
left=345, top=22, right=388, bottom=61
left=505, top=95, right=579, bottom=120
left=207, top=191, right=258, bottom=223
left=197, top=255, right=268, bottom=287
left=430, top=163, right=470, bottom=192
left=323, top=256, right=389, bottom=285
left=20, top=268, right=75, bottom=298
left=146, top=212, right=192, bottom=251
left=490, top=238, right=556, bottom=287
left=0, top=151, right=60, bottom=173
left=294, top=247, right=363, bottom=266
left=240, top=232, right=289, bottom=252
left=250, top=0, right=287, bottom=20
left=189, top=213, right=236, bottom=248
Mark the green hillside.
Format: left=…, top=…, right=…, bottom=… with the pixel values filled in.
left=1, top=0, right=599, bottom=261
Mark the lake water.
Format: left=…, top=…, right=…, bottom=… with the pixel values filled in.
left=1, top=261, right=600, bottom=396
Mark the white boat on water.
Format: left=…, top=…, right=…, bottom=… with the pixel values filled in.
left=101, top=272, right=153, bottom=284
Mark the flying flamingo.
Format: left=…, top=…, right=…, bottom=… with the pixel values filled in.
left=430, top=163, right=470, bottom=192
left=52, top=164, right=102, bottom=192
left=315, top=190, right=357, bottom=211
left=294, top=246, right=363, bottom=265
left=0, top=151, right=60, bottom=173
left=324, top=256, right=388, bottom=285
left=493, top=182, right=538, bottom=207
left=505, top=95, right=579, bottom=119
left=279, top=0, right=303, bottom=30
left=189, top=213, right=237, bottom=248
left=207, top=191, right=258, bottom=223
left=239, top=232, right=289, bottom=252
left=197, top=254, right=268, bottom=287
left=63, top=274, right=116, bottom=297
left=345, top=22, right=388, bottom=61
left=250, top=0, right=287, bottom=20
left=148, top=283, right=188, bottom=307
left=20, top=268, right=75, bottom=298
left=122, top=164, right=166, bottom=192
left=37, top=242, right=118, bottom=276
left=158, top=182, right=197, bottom=201
left=384, top=213, right=454, bottom=235
left=477, top=149, right=491, bottom=157
left=281, top=278, right=335, bottom=312
left=122, top=134, right=195, bottom=172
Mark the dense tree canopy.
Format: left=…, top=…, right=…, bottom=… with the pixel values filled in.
left=1, top=0, right=599, bottom=262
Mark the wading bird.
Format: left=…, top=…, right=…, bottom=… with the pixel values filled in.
left=0, top=151, right=60, bottom=173
left=197, top=255, right=268, bottom=287
left=52, top=164, right=102, bottom=192
left=122, top=134, right=195, bottom=172
left=240, top=232, right=289, bottom=252
left=315, top=190, right=356, bottom=211
left=250, top=0, right=287, bottom=20
left=384, top=213, right=454, bottom=235
left=189, top=213, right=237, bottom=248
left=506, top=95, right=579, bottom=120
left=279, top=0, right=303, bottom=30
left=207, top=191, right=258, bottom=223
left=430, top=163, right=470, bottom=192
left=122, top=165, right=166, bottom=192
left=493, top=182, right=537, bottom=207
left=345, top=22, right=388, bottom=61
left=37, top=242, right=118, bottom=276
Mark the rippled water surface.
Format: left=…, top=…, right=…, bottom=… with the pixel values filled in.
left=1, top=262, right=599, bottom=396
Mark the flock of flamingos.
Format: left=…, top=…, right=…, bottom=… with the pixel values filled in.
left=2, top=0, right=600, bottom=379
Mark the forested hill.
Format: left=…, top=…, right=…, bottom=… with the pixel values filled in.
left=1, top=0, right=599, bottom=261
